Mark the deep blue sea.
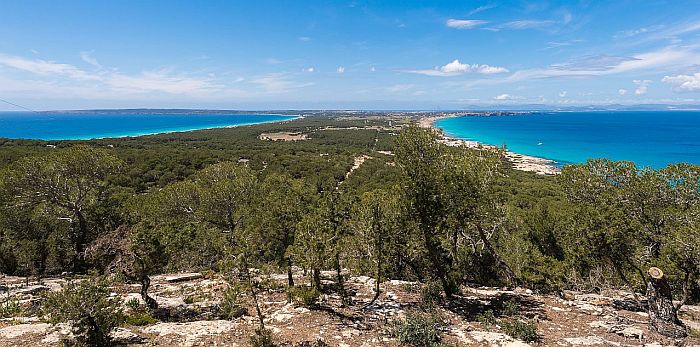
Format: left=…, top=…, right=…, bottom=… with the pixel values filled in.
left=0, top=112, right=297, bottom=140
left=436, top=111, right=700, bottom=169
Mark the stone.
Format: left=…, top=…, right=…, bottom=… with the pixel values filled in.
left=12, top=285, right=49, bottom=296
left=111, top=327, right=143, bottom=344
left=142, top=320, right=238, bottom=347
left=164, top=273, right=203, bottom=283
left=564, top=336, right=619, bottom=346
left=0, top=323, right=51, bottom=338
left=620, top=326, right=644, bottom=339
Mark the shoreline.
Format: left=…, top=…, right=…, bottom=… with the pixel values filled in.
left=4, top=115, right=301, bottom=141
left=419, top=115, right=560, bottom=175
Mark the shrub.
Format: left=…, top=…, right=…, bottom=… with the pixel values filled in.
left=126, top=298, right=140, bottom=311
left=250, top=327, right=276, bottom=347
left=389, top=311, right=447, bottom=347
left=0, top=297, right=23, bottom=318
left=287, top=286, right=320, bottom=308
left=218, top=286, right=247, bottom=319
left=476, top=310, right=497, bottom=330
left=501, top=319, right=539, bottom=342
left=420, top=281, right=443, bottom=310
left=493, top=297, right=520, bottom=316
left=125, top=310, right=158, bottom=326
left=41, top=277, right=125, bottom=346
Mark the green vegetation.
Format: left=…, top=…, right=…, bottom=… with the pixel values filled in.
left=0, top=296, right=23, bottom=318
left=42, top=276, right=125, bottom=346
left=0, top=114, right=699, bottom=340
left=389, top=311, right=450, bottom=347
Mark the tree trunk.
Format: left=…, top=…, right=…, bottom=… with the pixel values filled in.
left=73, top=210, right=89, bottom=272
left=140, top=275, right=158, bottom=310
left=312, top=268, right=321, bottom=290
left=646, top=267, right=687, bottom=338
left=286, top=258, right=295, bottom=288
left=476, top=223, right=519, bottom=288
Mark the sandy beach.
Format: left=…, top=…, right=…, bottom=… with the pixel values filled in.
left=419, top=115, right=560, bottom=175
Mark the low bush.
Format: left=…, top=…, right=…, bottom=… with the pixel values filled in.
left=287, top=286, right=320, bottom=308
left=476, top=310, right=497, bottom=330
left=389, top=311, right=448, bottom=347
left=0, top=297, right=23, bottom=318
left=41, top=277, right=125, bottom=346
left=501, top=318, right=539, bottom=342
left=250, top=327, right=277, bottom=347
left=420, top=281, right=443, bottom=310
left=218, top=286, right=247, bottom=319
left=125, top=310, right=158, bottom=326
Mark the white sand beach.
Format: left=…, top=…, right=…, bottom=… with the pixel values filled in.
left=419, top=115, right=560, bottom=175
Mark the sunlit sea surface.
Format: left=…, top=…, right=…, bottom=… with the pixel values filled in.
left=436, top=111, right=700, bottom=168
left=0, top=112, right=297, bottom=140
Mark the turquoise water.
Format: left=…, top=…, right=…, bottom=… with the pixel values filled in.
left=435, top=111, right=700, bottom=169
left=0, top=112, right=297, bottom=140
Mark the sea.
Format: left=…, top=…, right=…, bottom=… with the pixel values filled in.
left=435, top=111, right=700, bottom=169
left=0, top=112, right=297, bottom=140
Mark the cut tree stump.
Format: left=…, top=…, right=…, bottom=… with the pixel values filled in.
left=646, top=267, right=687, bottom=338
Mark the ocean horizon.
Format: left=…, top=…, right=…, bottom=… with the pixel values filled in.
left=435, top=111, right=700, bottom=169
left=0, top=112, right=298, bottom=140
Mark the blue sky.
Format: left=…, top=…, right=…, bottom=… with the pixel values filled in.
left=1, top=0, right=700, bottom=110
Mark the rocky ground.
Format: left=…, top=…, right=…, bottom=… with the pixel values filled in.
left=1, top=270, right=699, bottom=346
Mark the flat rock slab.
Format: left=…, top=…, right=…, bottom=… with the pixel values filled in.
left=164, top=273, right=203, bottom=283
left=469, top=330, right=530, bottom=346
left=142, top=320, right=238, bottom=347
left=0, top=323, right=51, bottom=339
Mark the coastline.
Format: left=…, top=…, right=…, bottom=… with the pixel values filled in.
left=1, top=114, right=301, bottom=141
left=419, top=115, right=560, bottom=175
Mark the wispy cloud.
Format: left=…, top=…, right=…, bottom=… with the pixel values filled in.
left=0, top=54, right=99, bottom=81
left=251, top=73, right=313, bottom=93
left=407, top=59, right=508, bottom=77
left=614, top=25, right=665, bottom=39
left=544, top=39, right=584, bottom=50
left=446, top=19, right=488, bottom=29
left=386, top=84, right=414, bottom=93
left=468, top=4, right=496, bottom=16
left=501, top=20, right=555, bottom=29
left=0, top=53, right=236, bottom=97
left=79, top=51, right=102, bottom=68
left=336, top=66, right=345, bottom=73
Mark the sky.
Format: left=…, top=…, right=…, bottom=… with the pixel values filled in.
left=1, top=0, right=700, bottom=110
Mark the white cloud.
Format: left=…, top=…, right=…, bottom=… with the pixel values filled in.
left=494, top=93, right=512, bottom=100
left=305, top=67, right=315, bottom=72
left=501, top=20, right=555, bottom=29
left=106, top=71, right=221, bottom=95
left=386, top=84, right=414, bottom=93
left=0, top=54, right=98, bottom=81
left=468, top=4, right=496, bottom=16
left=633, top=79, right=651, bottom=95
left=370, top=66, right=376, bottom=72
left=0, top=53, right=230, bottom=96
left=618, top=89, right=628, bottom=96
left=80, top=52, right=101, bottom=68
left=446, top=19, right=488, bottom=29
left=614, top=25, right=664, bottom=39
left=407, top=59, right=508, bottom=77
left=559, top=91, right=567, bottom=97
left=336, top=66, right=345, bottom=73
left=662, top=72, right=700, bottom=92
left=251, top=73, right=313, bottom=93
